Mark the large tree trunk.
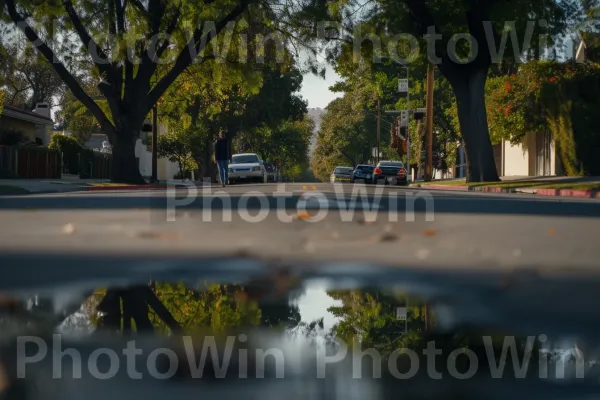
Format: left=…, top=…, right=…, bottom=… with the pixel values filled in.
left=450, top=68, right=499, bottom=183
left=110, top=132, right=145, bottom=184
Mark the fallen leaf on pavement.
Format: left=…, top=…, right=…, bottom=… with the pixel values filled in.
left=379, top=232, right=398, bottom=242
left=416, top=249, right=430, bottom=260
left=548, top=228, right=556, bottom=236
left=357, top=217, right=376, bottom=225
left=293, top=211, right=312, bottom=220
left=62, top=223, right=76, bottom=234
left=0, top=293, right=18, bottom=311
left=421, top=229, right=437, bottom=237
left=331, top=231, right=339, bottom=239
left=137, top=231, right=181, bottom=240
left=310, top=185, right=317, bottom=190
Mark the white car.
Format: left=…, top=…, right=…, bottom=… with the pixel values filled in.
left=228, top=153, right=267, bottom=184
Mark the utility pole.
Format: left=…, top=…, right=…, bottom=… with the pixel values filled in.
left=376, top=96, right=381, bottom=164
left=151, top=105, right=158, bottom=183
left=424, top=62, right=434, bottom=182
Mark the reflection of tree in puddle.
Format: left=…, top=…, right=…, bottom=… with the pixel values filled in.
left=321, top=289, right=556, bottom=377
left=84, top=278, right=304, bottom=335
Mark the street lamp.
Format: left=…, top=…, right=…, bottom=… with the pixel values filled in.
left=376, top=56, right=411, bottom=180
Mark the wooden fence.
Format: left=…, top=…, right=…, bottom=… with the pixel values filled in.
left=79, top=151, right=113, bottom=179
left=0, top=146, right=62, bottom=179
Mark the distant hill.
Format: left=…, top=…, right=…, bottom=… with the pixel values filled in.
left=307, top=107, right=325, bottom=158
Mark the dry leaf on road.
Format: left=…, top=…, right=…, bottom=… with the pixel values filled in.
left=548, top=228, right=556, bottom=236
left=62, top=223, right=76, bottom=234
left=379, top=232, right=398, bottom=242
left=137, top=231, right=181, bottom=240
left=293, top=212, right=312, bottom=221
left=421, top=229, right=437, bottom=237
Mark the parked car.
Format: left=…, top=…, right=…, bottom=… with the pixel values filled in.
left=351, top=164, right=376, bottom=184
left=228, top=153, right=267, bottom=184
left=330, top=166, right=353, bottom=183
left=373, top=160, right=408, bottom=185
left=263, top=162, right=276, bottom=182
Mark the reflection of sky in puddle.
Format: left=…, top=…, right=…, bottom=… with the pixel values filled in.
left=295, top=280, right=342, bottom=332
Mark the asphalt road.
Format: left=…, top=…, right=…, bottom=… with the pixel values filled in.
left=1, top=182, right=600, bottom=273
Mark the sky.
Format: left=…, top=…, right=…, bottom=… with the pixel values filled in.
left=299, top=65, right=343, bottom=109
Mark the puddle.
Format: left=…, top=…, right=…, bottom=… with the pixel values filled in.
left=1, top=261, right=600, bottom=399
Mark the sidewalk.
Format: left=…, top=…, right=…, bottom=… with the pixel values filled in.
left=411, top=176, right=600, bottom=199
left=0, top=178, right=213, bottom=195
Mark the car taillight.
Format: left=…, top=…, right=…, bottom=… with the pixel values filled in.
left=398, top=169, right=406, bottom=175
left=374, top=167, right=382, bottom=174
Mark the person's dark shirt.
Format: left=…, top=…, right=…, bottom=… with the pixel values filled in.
left=214, top=137, right=229, bottom=161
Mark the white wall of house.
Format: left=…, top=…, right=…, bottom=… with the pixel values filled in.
left=135, top=123, right=181, bottom=180
left=498, top=132, right=556, bottom=177
left=502, top=140, right=530, bottom=176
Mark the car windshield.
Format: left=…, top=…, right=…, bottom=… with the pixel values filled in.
left=334, top=167, right=353, bottom=174
left=232, top=154, right=259, bottom=164
left=356, top=165, right=374, bottom=172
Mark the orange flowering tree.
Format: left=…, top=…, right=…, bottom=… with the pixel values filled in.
left=485, top=61, right=600, bottom=145
left=485, top=60, right=600, bottom=174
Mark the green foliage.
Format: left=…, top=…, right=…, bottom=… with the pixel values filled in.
left=240, top=116, right=313, bottom=177
left=484, top=60, right=600, bottom=175
left=0, top=42, right=64, bottom=107
left=151, top=283, right=262, bottom=334
left=0, top=126, right=27, bottom=145
left=541, top=63, right=600, bottom=175
left=0, top=90, right=4, bottom=114
left=157, top=130, right=200, bottom=180
left=55, top=82, right=106, bottom=144
left=311, top=93, right=374, bottom=181
left=48, top=133, right=85, bottom=174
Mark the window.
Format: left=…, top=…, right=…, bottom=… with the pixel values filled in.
left=232, top=154, right=260, bottom=164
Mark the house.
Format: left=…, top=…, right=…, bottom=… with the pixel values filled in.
left=486, top=35, right=599, bottom=178
left=135, top=122, right=181, bottom=180
left=57, top=121, right=180, bottom=180
left=492, top=131, right=557, bottom=177
left=574, top=32, right=600, bottom=64
left=1, top=103, right=54, bottom=145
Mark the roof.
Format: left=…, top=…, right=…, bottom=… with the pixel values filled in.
left=232, top=153, right=259, bottom=157
left=2, top=104, right=53, bottom=123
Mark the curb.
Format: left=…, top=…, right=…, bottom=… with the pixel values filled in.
left=413, top=184, right=599, bottom=199
left=412, top=184, right=470, bottom=191
left=536, top=188, right=599, bottom=199
left=87, top=184, right=191, bottom=191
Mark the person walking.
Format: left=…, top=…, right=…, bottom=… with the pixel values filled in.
left=214, top=132, right=229, bottom=187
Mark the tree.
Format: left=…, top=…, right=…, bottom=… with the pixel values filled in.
left=157, top=129, right=199, bottom=180
left=1, top=0, right=254, bottom=183
left=54, top=81, right=106, bottom=144
left=0, top=43, right=64, bottom=108
left=241, top=116, right=313, bottom=178
left=311, top=91, right=381, bottom=181
left=485, top=60, right=600, bottom=175
left=318, top=0, right=574, bottom=181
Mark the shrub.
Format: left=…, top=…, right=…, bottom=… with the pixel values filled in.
left=48, top=133, right=85, bottom=174
left=0, top=127, right=28, bottom=146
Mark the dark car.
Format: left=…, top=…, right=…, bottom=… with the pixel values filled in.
left=373, top=160, right=408, bottom=185
left=330, top=166, right=353, bottom=183
left=263, top=162, right=276, bottom=182
left=351, top=164, right=376, bottom=183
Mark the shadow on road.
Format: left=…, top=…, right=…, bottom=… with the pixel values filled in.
left=1, top=190, right=600, bottom=218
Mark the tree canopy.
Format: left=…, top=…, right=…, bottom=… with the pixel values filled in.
left=316, top=0, right=578, bottom=181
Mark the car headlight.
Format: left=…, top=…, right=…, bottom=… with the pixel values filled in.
left=252, top=166, right=261, bottom=171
